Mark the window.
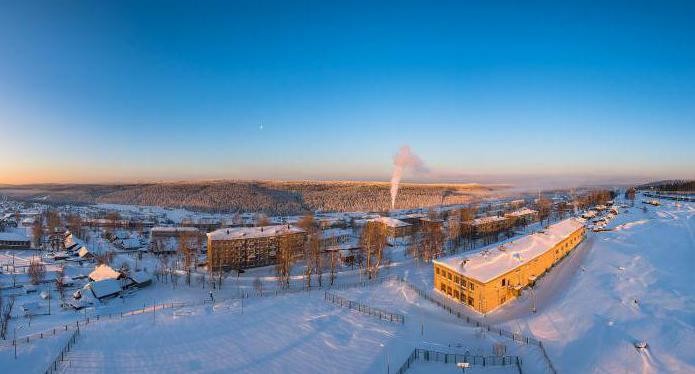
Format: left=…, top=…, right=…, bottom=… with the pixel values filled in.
left=500, top=296, right=506, bottom=304
left=501, top=278, right=507, bottom=286
left=440, top=284, right=446, bottom=292
left=447, top=272, right=452, bottom=280
left=454, top=275, right=459, bottom=283
left=436, top=267, right=440, bottom=275
left=447, top=286, right=452, bottom=295
left=469, top=282, right=475, bottom=291
left=467, top=297, right=474, bottom=306
left=453, top=290, right=459, bottom=299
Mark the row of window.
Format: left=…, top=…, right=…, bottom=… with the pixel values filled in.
left=439, top=283, right=474, bottom=306
left=435, top=266, right=475, bottom=290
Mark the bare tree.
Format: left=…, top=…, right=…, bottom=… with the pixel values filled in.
left=55, top=266, right=66, bottom=301
left=32, top=219, right=44, bottom=248
left=45, top=210, right=61, bottom=233
left=0, top=295, right=15, bottom=339
left=275, top=235, right=295, bottom=288
left=328, top=250, right=338, bottom=286
left=67, top=214, right=84, bottom=239
left=253, top=276, right=263, bottom=295
left=28, top=258, right=46, bottom=285
left=447, top=214, right=461, bottom=251
left=360, top=221, right=387, bottom=279
left=537, top=198, right=553, bottom=225
left=420, top=221, right=444, bottom=262
left=105, top=211, right=121, bottom=230
left=95, top=252, right=114, bottom=266
left=256, top=214, right=271, bottom=227
left=299, top=215, right=323, bottom=288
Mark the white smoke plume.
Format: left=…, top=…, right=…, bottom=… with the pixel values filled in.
left=390, top=145, right=429, bottom=210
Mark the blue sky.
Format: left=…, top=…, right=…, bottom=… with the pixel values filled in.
left=1, top=1, right=694, bottom=184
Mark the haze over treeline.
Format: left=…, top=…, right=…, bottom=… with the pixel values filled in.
left=0, top=181, right=498, bottom=215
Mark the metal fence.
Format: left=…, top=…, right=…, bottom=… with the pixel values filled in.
left=44, top=327, right=80, bottom=374
left=395, top=279, right=556, bottom=374
left=395, top=348, right=522, bottom=374
left=5, top=276, right=398, bottom=348
left=1, top=302, right=186, bottom=349
left=324, top=291, right=405, bottom=324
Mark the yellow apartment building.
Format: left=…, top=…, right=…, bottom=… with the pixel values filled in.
left=433, top=218, right=585, bottom=313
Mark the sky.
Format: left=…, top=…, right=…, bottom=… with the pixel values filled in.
left=1, top=1, right=694, bottom=186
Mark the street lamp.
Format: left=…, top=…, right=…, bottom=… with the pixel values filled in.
left=379, top=343, right=390, bottom=374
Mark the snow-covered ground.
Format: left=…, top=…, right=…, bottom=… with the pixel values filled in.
left=1, top=195, right=693, bottom=373
left=488, top=197, right=695, bottom=373
left=6, top=280, right=542, bottom=374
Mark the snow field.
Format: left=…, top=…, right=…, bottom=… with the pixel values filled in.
left=39, top=280, right=546, bottom=373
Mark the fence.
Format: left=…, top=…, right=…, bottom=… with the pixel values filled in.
left=5, top=276, right=399, bottom=348
left=220, top=275, right=400, bottom=300
left=1, top=302, right=186, bottom=349
left=395, top=348, right=522, bottom=374
left=395, top=279, right=556, bottom=374
left=324, top=291, right=405, bottom=324
left=44, top=327, right=80, bottom=374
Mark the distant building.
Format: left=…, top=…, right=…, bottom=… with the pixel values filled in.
left=319, top=228, right=356, bottom=251
left=207, top=225, right=307, bottom=270
left=149, top=226, right=201, bottom=254
left=0, top=232, right=31, bottom=249
left=368, top=217, right=413, bottom=239
left=504, top=208, right=538, bottom=225
left=433, top=218, right=585, bottom=313
left=461, top=216, right=509, bottom=238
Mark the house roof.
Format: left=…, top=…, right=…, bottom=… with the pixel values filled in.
left=0, top=232, right=30, bottom=242
left=119, top=238, right=141, bottom=249
left=207, top=225, right=305, bottom=241
left=151, top=226, right=199, bottom=234
left=128, top=271, right=152, bottom=285
left=434, top=218, right=585, bottom=283
left=370, top=216, right=411, bottom=228
left=505, top=208, right=538, bottom=217
left=89, top=264, right=122, bottom=282
left=470, top=216, right=507, bottom=226
left=87, top=279, right=121, bottom=299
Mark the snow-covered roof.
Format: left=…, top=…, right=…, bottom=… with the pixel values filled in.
left=207, top=225, right=305, bottom=241
left=505, top=208, right=538, bottom=217
left=128, top=271, right=152, bottom=285
left=434, top=218, right=585, bottom=283
left=320, top=228, right=353, bottom=239
left=78, top=246, right=91, bottom=257
left=119, top=238, right=141, bottom=249
left=87, top=279, right=121, bottom=299
left=151, top=226, right=199, bottom=234
left=470, top=216, right=507, bottom=225
left=0, top=232, right=30, bottom=242
left=370, top=216, right=411, bottom=228
left=89, top=264, right=122, bottom=282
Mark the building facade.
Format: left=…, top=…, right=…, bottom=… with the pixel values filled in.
left=433, top=218, right=585, bottom=313
left=207, top=225, right=307, bottom=270
left=0, top=232, right=31, bottom=249
left=461, top=216, right=509, bottom=238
